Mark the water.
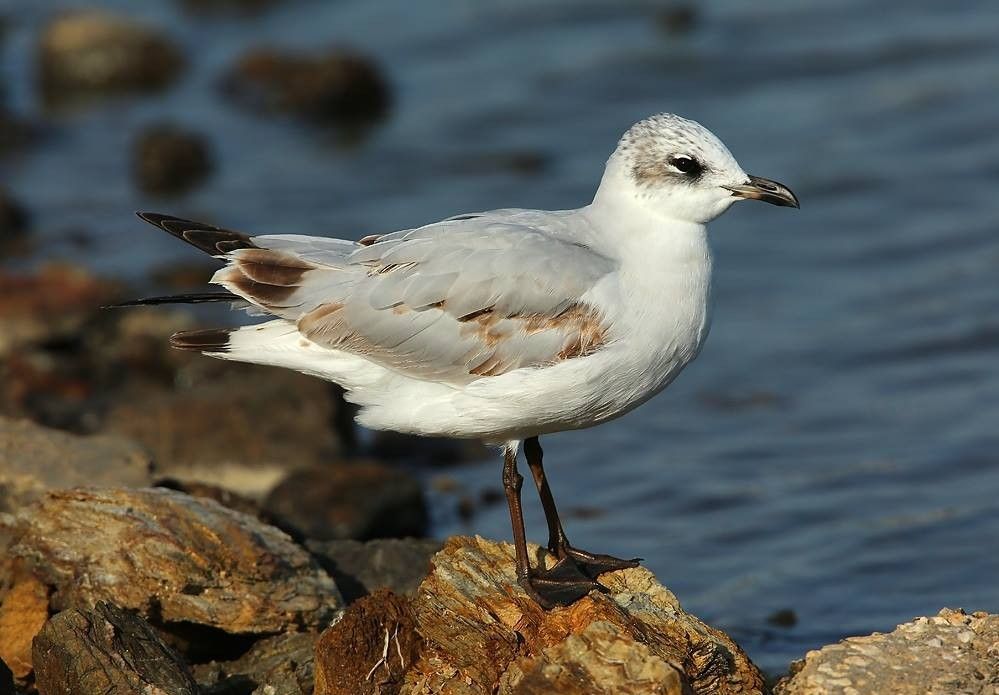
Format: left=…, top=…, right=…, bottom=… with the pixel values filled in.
left=3, top=0, right=998, bottom=675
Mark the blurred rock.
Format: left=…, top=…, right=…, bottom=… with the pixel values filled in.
left=154, top=477, right=262, bottom=518
left=307, top=537, right=442, bottom=603
left=104, top=365, right=340, bottom=496
left=133, top=124, right=213, bottom=195
left=0, top=264, right=116, bottom=359
left=38, top=10, right=183, bottom=105
left=223, top=47, right=390, bottom=127
left=0, top=416, right=152, bottom=513
left=33, top=601, right=198, bottom=695
left=7, top=487, right=342, bottom=634
left=196, top=631, right=317, bottom=695
left=264, top=462, right=428, bottom=541
left=655, top=5, right=698, bottom=35
left=0, top=572, right=48, bottom=682
left=150, top=258, right=220, bottom=290
left=178, top=0, right=283, bottom=15
left=767, top=608, right=798, bottom=628
left=0, top=191, right=29, bottom=250
left=775, top=608, right=999, bottom=695
left=314, top=589, right=420, bottom=695
left=0, top=109, right=38, bottom=157
left=312, top=535, right=765, bottom=694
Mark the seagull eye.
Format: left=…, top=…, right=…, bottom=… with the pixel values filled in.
left=668, top=155, right=700, bottom=176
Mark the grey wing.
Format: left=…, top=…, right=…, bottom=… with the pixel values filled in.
left=211, top=212, right=616, bottom=384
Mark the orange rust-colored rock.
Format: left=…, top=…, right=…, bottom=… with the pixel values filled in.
left=0, top=571, right=49, bottom=680
left=314, top=589, right=421, bottom=695
left=6, top=487, right=341, bottom=634
left=313, top=535, right=764, bottom=695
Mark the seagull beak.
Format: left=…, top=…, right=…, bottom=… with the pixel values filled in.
left=725, top=175, right=800, bottom=208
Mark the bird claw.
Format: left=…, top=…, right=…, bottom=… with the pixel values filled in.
left=553, top=545, right=641, bottom=579
left=518, top=557, right=603, bottom=609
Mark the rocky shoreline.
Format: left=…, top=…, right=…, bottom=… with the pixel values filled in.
left=0, top=260, right=996, bottom=694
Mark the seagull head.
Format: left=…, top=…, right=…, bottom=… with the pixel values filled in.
left=604, top=113, right=799, bottom=224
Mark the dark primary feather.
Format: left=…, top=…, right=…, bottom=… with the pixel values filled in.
left=106, top=292, right=238, bottom=308
left=136, top=212, right=256, bottom=255
left=169, top=328, right=232, bottom=352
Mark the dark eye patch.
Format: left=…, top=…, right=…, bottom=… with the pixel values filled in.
left=668, top=155, right=703, bottom=178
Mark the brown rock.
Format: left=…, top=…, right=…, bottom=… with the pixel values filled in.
left=32, top=601, right=197, bottom=695
left=133, top=124, right=213, bottom=195
left=307, top=537, right=442, bottom=603
left=223, top=47, right=390, bottom=126
left=314, top=590, right=421, bottom=695
left=0, top=264, right=116, bottom=358
left=0, top=416, right=152, bottom=513
left=196, top=631, right=318, bottom=695
left=104, top=365, right=340, bottom=496
left=775, top=608, right=999, bottom=695
left=312, top=536, right=764, bottom=695
left=38, top=11, right=183, bottom=105
left=7, top=487, right=341, bottom=634
left=264, top=463, right=428, bottom=541
left=503, top=621, right=683, bottom=694
left=0, top=572, right=49, bottom=681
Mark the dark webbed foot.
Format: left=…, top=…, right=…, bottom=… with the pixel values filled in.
left=518, top=557, right=603, bottom=609
left=555, top=545, right=641, bottom=580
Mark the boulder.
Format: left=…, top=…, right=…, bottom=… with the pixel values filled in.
left=264, top=463, right=428, bottom=541
left=312, top=535, right=765, bottom=695
left=223, top=48, right=390, bottom=126
left=0, top=416, right=152, bottom=513
left=0, top=264, right=116, bottom=359
left=307, top=537, right=442, bottom=603
left=196, top=631, right=317, bottom=695
left=32, top=601, right=198, bottom=695
left=775, top=608, right=999, bottom=695
left=38, top=11, right=183, bottom=104
left=133, top=124, right=213, bottom=195
left=103, top=365, right=341, bottom=496
left=6, top=488, right=341, bottom=635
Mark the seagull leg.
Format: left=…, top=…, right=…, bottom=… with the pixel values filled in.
left=524, top=436, right=641, bottom=579
left=502, top=442, right=599, bottom=608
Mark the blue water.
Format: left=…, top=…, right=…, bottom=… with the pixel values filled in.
left=3, top=0, right=999, bottom=675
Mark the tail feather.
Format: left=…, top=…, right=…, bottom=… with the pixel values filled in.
left=169, top=328, right=233, bottom=352
left=136, top=212, right=256, bottom=255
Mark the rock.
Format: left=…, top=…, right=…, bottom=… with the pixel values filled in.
left=0, top=572, right=49, bottom=681
left=307, top=537, right=443, bottom=603
left=196, top=631, right=317, bottom=695
left=103, top=365, right=340, bottom=496
left=32, top=601, right=197, bottom=695
left=0, top=109, right=37, bottom=157
left=38, top=11, right=183, bottom=105
left=155, top=477, right=263, bottom=518
left=223, top=48, right=390, bottom=126
left=655, top=5, right=698, bottom=35
left=0, top=416, right=152, bottom=513
left=178, top=0, right=283, bottom=15
left=775, top=608, right=999, bottom=695
left=264, top=462, right=428, bottom=541
left=504, top=621, right=684, bottom=694
left=314, top=590, right=421, bottom=695
left=133, top=124, right=213, bottom=195
left=0, top=190, right=29, bottom=249
left=0, top=264, right=116, bottom=358
left=6, top=488, right=341, bottom=634
left=312, top=535, right=765, bottom=695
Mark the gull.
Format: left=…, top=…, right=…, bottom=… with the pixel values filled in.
left=125, top=113, right=798, bottom=608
